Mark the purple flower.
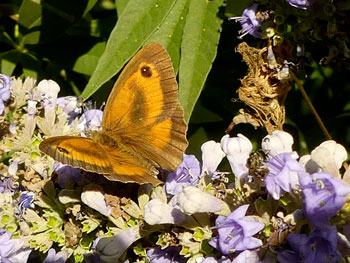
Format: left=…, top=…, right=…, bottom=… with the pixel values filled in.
left=277, top=227, right=340, bottom=263
left=43, top=248, right=68, bottom=263
left=0, top=228, right=32, bottom=262
left=54, top=162, right=84, bottom=188
left=287, top=0, right=316, bottom=9
left=84, top=237, right=101, bottom=263
left=230, top=4, right=264, bottom=39
left=202, top=256, right=232, bottom=263
left=233, top=250, right=259, bottom=263
left=299, top=172, right=350, bottom=229
left=165, top=154, right=200, bottom=196
left=0, top=74, right=12, bottom=115
left=18, top=191, right=35, bottom=214
left=78, top=109, right=103, bottom=131
left=56, top=96, right=81, bottom=123
left=209, top=205, right=264, bottom=255
left=0, top=175, right=16, bottom=194
left=146, top=246, right=186, bottom=263
left=264, top=153, right=305, bottom=200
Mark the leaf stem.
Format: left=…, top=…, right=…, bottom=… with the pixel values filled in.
left=290, top=71, right=332, bottom=140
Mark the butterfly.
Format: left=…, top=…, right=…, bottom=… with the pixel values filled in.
left=39, top=43, right=188, bottom=187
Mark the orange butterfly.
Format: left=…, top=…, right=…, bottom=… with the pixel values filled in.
left=39, top=43, right=188, bottom=186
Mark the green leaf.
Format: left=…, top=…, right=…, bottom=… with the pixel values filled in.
left=72, top=41, right=106, bottom=75
left=187, top=126, right=208, bottom=159
left=83, top=0, right=99, bottom=17
left=18, top=0, right=42, bottom=29
left=0, top=29, right=16, bottom=47
left=225, top=0, right=250, bottom=17
left=18, top=0, right=42, bottom=45
left=20, top=0, right=92, bottom=45
left=81, top=0, right=176, bottom=99
left=190, top=100, right=223, bottom=124
left=147, top=0, right=190, bottom=73
left=0, top=50, right=21, bottom=75
left=21, top=53, right=41, bottom=78
left=115, top=0, right=130, bottom=16
left=178, top=0, right=225, bottom=123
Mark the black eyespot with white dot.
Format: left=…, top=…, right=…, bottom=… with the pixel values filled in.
left=141, top=66, right=152, bottom=78
left=57, top=147, right=69, bottom=154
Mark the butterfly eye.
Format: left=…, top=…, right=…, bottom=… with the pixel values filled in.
left=141, top=66, right=152, bottom=78
left=57, top=147, right=69, bottom=154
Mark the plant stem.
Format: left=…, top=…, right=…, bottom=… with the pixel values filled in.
left=290, top=71, right=332, bottom=140
left=290, top=71, right=349, bottom=170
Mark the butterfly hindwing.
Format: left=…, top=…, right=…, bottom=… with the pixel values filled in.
left=39, top=136, right=162, bottom=186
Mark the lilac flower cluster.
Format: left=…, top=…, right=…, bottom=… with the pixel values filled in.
left=1, top=74, right=350, bottom=263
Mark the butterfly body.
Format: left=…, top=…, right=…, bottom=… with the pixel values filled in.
left=40, top=43, right=188, bottom=186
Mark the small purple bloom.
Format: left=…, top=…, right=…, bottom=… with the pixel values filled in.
left=0, top=175, right=16, bottom=194
left=277, top=227, right=340, bottom=263
left=209, top=205, right=264, bottom=255
left=78, top=109, right=103, bottom=131
left=146, top=246, right=186, bottom=263
left=233, top=250, right=259, bottom=263
left=56, top=96, right=81, bottom=123
left=287, top=0, right=316, bottom=9
left=264, top=153, right=305, bottom=200
left=43, top=248, right=68, bottom=263
left=203, top=256, right=232, bottom=263
left=54, top=162, right=84, bottom=188
left=299, top=172, right=350, bottom=229
left=0, top=74, right=12, bottom=115
left=84, top=237, right=101, bottom=263
left=165, top=154, right=200, bottom=196
left=18, top=191, right=35, bottom=214
left=230, top=4, right=264, bottom=39
left=0, top=228, right=32, bottom=262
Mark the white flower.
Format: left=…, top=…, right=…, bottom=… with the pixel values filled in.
left=312, top=140, right=347, bottom=169
left=201, top=141, right=226, bottom=175
left=261, top=130, right=298, bottom=158
left=300, top=140, right=347, bottom=177
left=37, top=79, right=60, bottom=109
left=309, top=140, right=347, bottom=177
left=96, top=226, right=140, bottom=262
left=27, top=100, right=37, bottom=116
left=81, top=184, right=111, bottom=217
left=144, top=199, right=186, bottom=225
left=221, top=134, right=252, bottom=179
left=173, top=186, right=223, bottom=215
left=8, top=158, right=20, bottom=176
left=299, top=155, right=320, bottom=174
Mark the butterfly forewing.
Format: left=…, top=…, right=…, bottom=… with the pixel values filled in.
left=101, top=43, right=188, bottom=171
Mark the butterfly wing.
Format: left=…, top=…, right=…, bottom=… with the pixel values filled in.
left=39, top=136, right=162, bottom=186
left=102, top=43, right=188, bottom=171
